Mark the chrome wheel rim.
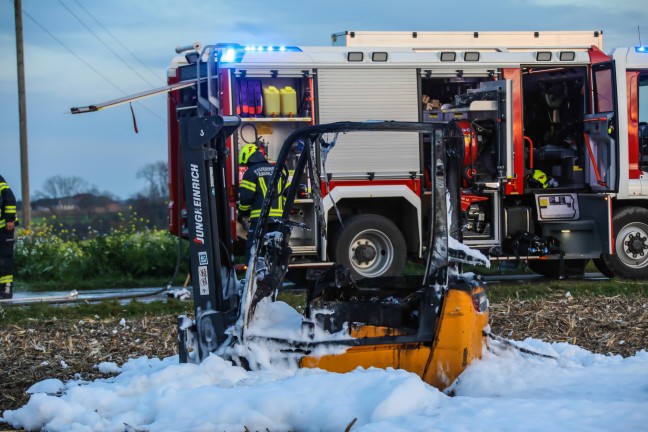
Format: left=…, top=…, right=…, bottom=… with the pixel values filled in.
left=348, top=229, right=394, bottom=278
left=616, top=222, right=648, bottom=269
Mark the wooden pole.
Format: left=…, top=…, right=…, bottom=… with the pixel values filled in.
left=14, top=0, right=31, bottom=228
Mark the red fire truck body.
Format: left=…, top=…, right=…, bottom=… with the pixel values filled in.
left=164, top=31, right=648, bottom=279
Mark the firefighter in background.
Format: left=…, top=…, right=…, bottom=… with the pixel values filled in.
left=0, top=174, right=17, bottom=299
left=237, top=144, right=289, bottom=262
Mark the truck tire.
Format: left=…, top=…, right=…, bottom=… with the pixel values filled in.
left=330, top=214, right=406, bottom=279
left=592, top=257, right=615, bottom=278
left=527, top=259, right=587, bottom=278
left=597, top=206, right=648, bottom=279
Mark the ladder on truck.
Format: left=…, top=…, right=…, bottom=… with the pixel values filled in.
left=331, top=30, right=604, bottom=51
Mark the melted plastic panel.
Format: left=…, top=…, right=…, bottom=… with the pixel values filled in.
left=305, top=270, right=423, bottom=334
left=301, top=280, right=489, bottom=391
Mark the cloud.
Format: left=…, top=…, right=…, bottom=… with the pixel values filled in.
left=518, top=0, right=645, bottom=13
left=2, top=0, right=648, bottom=198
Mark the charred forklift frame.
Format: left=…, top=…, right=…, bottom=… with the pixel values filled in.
left=178, top=118, right=489, bottom=390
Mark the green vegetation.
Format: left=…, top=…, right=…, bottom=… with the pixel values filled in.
left=404, top=259, right=647, bottom=301
left=277, top=290, right=307, bottom=313
left=14, top=213, right=189, bottom=291
left=0, top=299, right=193, bottom=325
left=2, top=276, right=645, bottom=325
left=487, top=278, right=648, bottom=302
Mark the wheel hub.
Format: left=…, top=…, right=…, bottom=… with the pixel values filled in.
left=625, top=232, right=648, bottom=258
left=346, top=228, right=395, bottom=278
left=353, top=242, right=377, bottom=263
left=616, top=221, right=648, bottom=269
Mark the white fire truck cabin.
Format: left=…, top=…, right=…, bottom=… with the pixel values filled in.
left=164, top=30, right=648, bottom=280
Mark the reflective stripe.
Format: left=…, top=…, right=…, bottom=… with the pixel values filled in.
left=258, top=177, right=268, bottom=197
left=278, top=179, right=283, bottom=209
left=0, top=275, right=13, bottom=283
left=247, top=175, right=291, bottom=220
left=250, top=209, right=283, bottom=219
left=240, top=180, right=256, bottom=192
left=0, top=220, right=5, bottom=229
left=0, top=183, right=7, bottom=191
left=5, top=206, right=16, bottom=213
left=238, top=203, right=251, bottom=211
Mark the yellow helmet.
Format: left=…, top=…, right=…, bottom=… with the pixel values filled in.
left=532, top=170, right=548, bottom=188
left=238, top=144, right=258, bottom=165
left=527, top=169, right=558, bottom=188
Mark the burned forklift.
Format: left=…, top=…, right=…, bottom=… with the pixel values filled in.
left=177, top=117, right=490, bottom=390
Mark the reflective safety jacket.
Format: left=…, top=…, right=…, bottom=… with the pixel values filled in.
left=238, top=153, right=289, bottom=220
left=0, top=175, right=17, bottom=230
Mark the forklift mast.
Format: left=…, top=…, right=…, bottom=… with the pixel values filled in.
left=177, top=113, right=241, bottom=362
left=175, top=44, right=247, bottom=363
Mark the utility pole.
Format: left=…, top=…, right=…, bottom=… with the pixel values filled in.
left=14, top=0, right=30, bottom=227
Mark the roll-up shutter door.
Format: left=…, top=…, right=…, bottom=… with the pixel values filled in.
left=317, top=68, right=419, bottom=176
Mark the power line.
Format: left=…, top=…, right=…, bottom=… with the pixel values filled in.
left=18, top=6, right=165, bottom=123
left=20, top=8, right=123, bottom=97
left=71, top=0, right=163, bottom=84
left=57, top=0, right=161, bottom=89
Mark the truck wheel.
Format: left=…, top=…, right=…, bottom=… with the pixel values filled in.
left=527, top=259, right=587, bottom=278
left=598, top=207, right=648, bottom=279
left=592, top=257, right=615, bottom=278
left=331, top=214, right=406, bottom=279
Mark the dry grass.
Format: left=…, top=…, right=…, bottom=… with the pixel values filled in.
left=489, top=293, right=648, bottom=357
left=0, top=315, right=179, bottom=415
left=1, top=294, right=647, bottom=424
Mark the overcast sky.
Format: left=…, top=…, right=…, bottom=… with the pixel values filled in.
left=1, top=0, right=647, bottom=200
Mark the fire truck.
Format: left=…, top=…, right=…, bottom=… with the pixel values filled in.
left=163, top=30, right=648, bottom=280
left=75, top=30, right=648, bottom=280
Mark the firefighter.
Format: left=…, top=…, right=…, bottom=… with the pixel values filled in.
left=237, top=144, right=288, bottom=262
left=0, top=174, right=17, bottom=299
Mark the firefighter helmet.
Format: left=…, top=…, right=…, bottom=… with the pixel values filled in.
left=527, top=169, right=559, bottom=188
left=532, top=170, right=549, bottom=188
left=238, top=144, right=258, bottom=165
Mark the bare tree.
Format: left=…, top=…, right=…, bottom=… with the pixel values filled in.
left=136, top=161, right=168, bottom=202
left=36, top=175, right=92, bottom=199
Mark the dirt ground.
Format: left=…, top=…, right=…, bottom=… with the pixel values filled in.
left=1, top=293, right=647, bottom=419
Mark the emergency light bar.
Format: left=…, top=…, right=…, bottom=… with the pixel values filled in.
left=243, top=45, right=302, bottom=52
left=636, top=46, right=648, bottom=53
left=217, top=45, right=303, bottom=63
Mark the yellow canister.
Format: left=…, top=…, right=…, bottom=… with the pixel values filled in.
left=280, top=86, right=297, bottom=117
left=263, top=86, right=280, bottom=117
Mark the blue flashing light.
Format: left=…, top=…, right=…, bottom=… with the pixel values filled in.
left=242, top=45, right=302, bottom=53
left=636, top=46, right=648, bottom=53
left=212, top=43, right=305, bottom=65
left=220, top=47, right=236, bottom=62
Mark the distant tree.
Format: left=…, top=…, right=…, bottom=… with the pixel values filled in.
left=136, top=161, right=168, bottom=202
left=131, top=161, right=169, bottom=229
left=35, top=175, right=92, bottom=199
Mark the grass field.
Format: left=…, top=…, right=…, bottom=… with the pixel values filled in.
left=3, top=272, right=647, bottom=325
